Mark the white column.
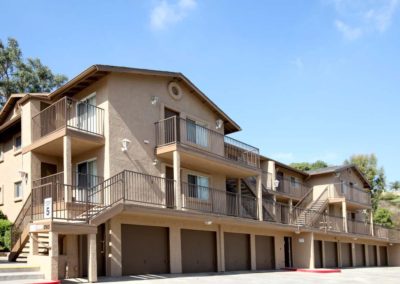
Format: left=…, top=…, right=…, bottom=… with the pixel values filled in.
left=88, top=233, right=97, bottom=283
left=256, top=175, right=263, bottom=221
left=370, top=210, right=374, bottom=236
left=342, top=201, right=348, bottom=233
left=63, top=136, right=72, bottom=202
left=173, top=151, right=182, bottom=209
left=217, top=225, right=225, bottom=272
left=267, top=161, right=276, bottom=191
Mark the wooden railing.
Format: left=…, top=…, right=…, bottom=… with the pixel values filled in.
left=32, top=97, right=104, bottom=142
left=10, top=194, right=32, bottom=249
left=347, top=219, right=371, bottom=235
left=155, top=116, right=260, bottom=168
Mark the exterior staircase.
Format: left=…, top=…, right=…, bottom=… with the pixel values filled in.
left=0, top=262, right=44, bottom=281
left=293, top=187, right=329, bottom=227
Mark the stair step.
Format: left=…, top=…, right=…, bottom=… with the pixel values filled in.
left=0, top=266, right=40, bottom=273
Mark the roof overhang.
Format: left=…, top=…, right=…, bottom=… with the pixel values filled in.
left=48, top=65, right=241, bottom=134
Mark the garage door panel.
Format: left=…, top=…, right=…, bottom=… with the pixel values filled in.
left=340, top=243, right=352, bottom=267
left=355, top=244, right=366, bottom=267
left=255, top=235, right=275, bottom=270
left=314, top=240, right=323, bottom=268
left=224, top=232, right=250, bottom=271
left=121, top=224, right=169, bottom=275
left=368, top=245, right=377, bottom=266
left=181, top=229, right=217, bottom=273
left=325, top=241, right=338, bottom=268
left=379, top=246, right=388, bottom=266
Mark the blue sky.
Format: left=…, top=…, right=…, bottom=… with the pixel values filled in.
left=1, top=0, right=399, bottom=184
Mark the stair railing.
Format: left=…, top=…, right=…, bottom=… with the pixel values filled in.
left=10, top=193, right=32, bottom=251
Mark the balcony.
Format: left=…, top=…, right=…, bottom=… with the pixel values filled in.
left=28, top=97, right=105, bottom=156
left=155, top=117, right=260, bottom=176
left=273, top=177, right=310, bottom=199
left=329, top=182, right=371, bottom=208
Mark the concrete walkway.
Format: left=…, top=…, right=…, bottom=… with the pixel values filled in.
left=62, top=267, right=400, bottom=284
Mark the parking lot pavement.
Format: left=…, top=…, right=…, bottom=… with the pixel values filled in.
left=62, top=267, right=400, bottom=284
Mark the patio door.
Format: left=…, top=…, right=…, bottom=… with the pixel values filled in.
left=76, top=159, right=97, bottom=202
left=77, top=94, right=97, bottom=133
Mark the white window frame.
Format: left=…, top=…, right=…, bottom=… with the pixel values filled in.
left=14, top=181, right=23, bottom=201
left=185, top=116, right=209, bottom=148
left=76, top=93, right=97, bottom=133
left=187, top=173, right=210, bottom=201
left=75, top=158, right=98, bottom=202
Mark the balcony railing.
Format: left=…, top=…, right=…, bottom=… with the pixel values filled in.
left=275, top=177, right=310, bottom=199
left=32, top=97, right=104, bottom=142
left=329, top=182, right=371, bottom=206
left=181, top=182, right=258, bottom=219
left=22, top=170, right=400, bottom=244
left=155, top=116, right=260, bottom=168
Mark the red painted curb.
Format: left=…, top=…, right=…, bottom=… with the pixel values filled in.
left=283, top=268, right=341, bottom=273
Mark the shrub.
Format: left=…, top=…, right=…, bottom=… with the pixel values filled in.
left=374, top=208, right=394, bottom=228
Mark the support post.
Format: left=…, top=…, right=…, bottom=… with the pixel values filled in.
left=237, top=178, right=242, bottom=217
left=173, top=150, right=182, bottom=209
left=88, top=233, right=97, bottom=283
left=342, top=201, right=348, bottom=233
left=250, top=234, right=256, bottom=270
left=29, top=232, right=39, bottom=256
left=370, top=210, right=374, bottom=236
left=63, top=136, right=72, bottom=202
left=49, top=232, right=59, bottom=281
left=169, top=226, right=182, bottom=273
left=256, top=175, right=263, bottom=221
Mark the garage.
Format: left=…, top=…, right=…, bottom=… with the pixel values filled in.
left=121, top=224, right=169, bottom=275
left=368, top=245, right=377, bottom=266
left=355, top=244, right=366, bottom=267
left=255, top=235, right=275, bottom=270
left=379, top=246, right=388, bottom=266
left=324, top=241, right=338, bottom=268
left=224, top=232, right=250, bottom=271
left=314, top=240, right=323, bottom=268
left=340, top=243, right=352, bottom=267
left=181, top=229, right=217, bottom=273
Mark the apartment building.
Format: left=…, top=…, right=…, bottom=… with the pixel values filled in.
left=0, top=65, right=399, bottom=282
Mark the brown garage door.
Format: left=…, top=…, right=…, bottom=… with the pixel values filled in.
left=368, top=245, right=377, bottom=266
left=181, top=229, right=217, bottom=273
left=314, top=240, right=323, bottom=268
left=379, top=246, right=388, bottom=266
left=324, top=241, right=338, bottom=268
left=255, top=235, right=275, bottom=270
left=121, top=224, right=169, bottom=275
left=224, top=232, right=250, bottom=271
left=355, top=244, right=366, bottom=267
left=340, top=243, right=352, bottom=267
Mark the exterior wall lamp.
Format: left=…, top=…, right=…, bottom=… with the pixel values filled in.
left=274, top=180, right=280, bottom=188
left=121, top=139, right=131, bottom=152
left=215, top=119, right=223, bottom=130
left=151, top=96, right=159, bottom=105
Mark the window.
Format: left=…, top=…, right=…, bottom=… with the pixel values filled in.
left=187, top=174, right=209, bottom=200
left=186, top=119, right=208, bottom=147
left=14, top=181, right=22, bottom=200
left=0, top=144, right=3, bottom=162
left=77, top=94, right=97, bottom=133
left=14, top=135, right=21, bottom=151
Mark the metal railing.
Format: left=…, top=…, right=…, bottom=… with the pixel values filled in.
left=32, top=97, right=104, bottom=142
left=347, top=219, right=371, bottom=235
left=275, top=177, right=310, bottom=199
left=10, top=194, right=32, bottom=249
left=329, top=182, right=371, bottom=206
left=155, top=116, right=260, bottom=168
left=181, top=182, right=258, bottom=219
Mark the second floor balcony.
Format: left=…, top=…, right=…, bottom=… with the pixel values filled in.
left=155, top=116, right=260, bottom=173
left=32, top=97, right=105, bottom=143
left=329, top=182, right=371, bottom=207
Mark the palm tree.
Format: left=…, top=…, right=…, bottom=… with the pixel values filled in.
left=390, top=181, right=400, bottom=191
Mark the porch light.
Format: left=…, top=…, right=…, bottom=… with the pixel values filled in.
left=274, top=180, right=280, bottom=188
left=215, top=119, right=223, bottom=130
left=121, top=139, right=131, bottom=152
left=152, top=159, right=159, bottom=166
left=353, top=237, right=358, bottom=241
left=204, top=220, right=213, bottom=225
left=389, top=243, right=393, bottom=246
left=150, top=96, right=159, bottom=105
left=18, top=170, right=28, bottom=181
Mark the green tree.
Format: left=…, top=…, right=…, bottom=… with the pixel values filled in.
left=390, top=181, right=400, bottom=191
left=0, top=37, right=67, bottom=107
left=373, top=208, right=394, bottom=228
left=344, top=154, right=386, bottom=210
left=290, top=160, right=328, bottom=171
